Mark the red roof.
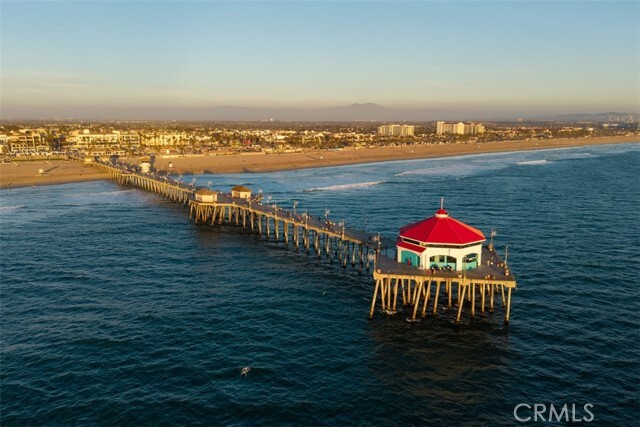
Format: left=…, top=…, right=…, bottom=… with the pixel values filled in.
left=399, top=208, right=485, bottom=245
left=396, top=239, right=427, bottom=254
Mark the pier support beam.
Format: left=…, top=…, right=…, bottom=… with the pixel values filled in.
left=505, top=287, right=513, bottom=324
left=456, top=285, right=467, bottom=323
left=370, top=279, right=381, bottom=317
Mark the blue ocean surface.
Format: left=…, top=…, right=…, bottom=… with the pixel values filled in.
left=1, top=143, right=639, bottom=425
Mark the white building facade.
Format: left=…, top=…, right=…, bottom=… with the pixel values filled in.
left=436, top=121, right=485, bottom=135
left=378, top=125, right=415, bottom=137
left=396, top=208, right=486, bottom=271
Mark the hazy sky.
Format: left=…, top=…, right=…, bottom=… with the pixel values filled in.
left=1, top=0, right=638, bottom=119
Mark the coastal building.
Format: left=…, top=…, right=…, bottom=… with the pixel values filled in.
left=0, top=134, right=9, bottom=155
left=436, top=121, right=485, bottom=135
left=71, top=129, right=119, bottom=145
left=231, top=185, right=252, bottom=199
left=396, top=204, right=485, bottom=270
left=68, top=130, right=140, bottom=145
left=66, top=129, right=127, bottom=156
left=378, top=125, right=415, bottom=137
left=139, top=132, right=190, bottom=147
left=7, top=132, right=48, bottom=154
left=116, top=131, right=141, bottom=147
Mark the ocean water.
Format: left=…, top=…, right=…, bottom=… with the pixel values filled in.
left=1, top=143, right=638, bottom=425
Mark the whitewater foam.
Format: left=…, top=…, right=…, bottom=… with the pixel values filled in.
left=0, top=205, right=26, bottom=211
left=516, top=160, right=551, bottom=166
left=303, top=181, right=383, bottom=192
left=395, top=163, right=490, bottom=177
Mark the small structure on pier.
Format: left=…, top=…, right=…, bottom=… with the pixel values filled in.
left=396, top=204, right=485, bottom=271
left=231, top=185, right=251, bottom=199
left=195, top=188, right=218, bottom=203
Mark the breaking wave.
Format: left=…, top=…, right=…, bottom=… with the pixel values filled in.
left=303, top=181, right=383, bottom=192
left=0, top=205, right=26, bottom=211
left=395, top=164, right=490, bottom=177
left=516, top=160, right=551, bottom=166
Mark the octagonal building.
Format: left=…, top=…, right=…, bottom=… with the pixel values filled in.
left=396, top=206, right=485, bottom=271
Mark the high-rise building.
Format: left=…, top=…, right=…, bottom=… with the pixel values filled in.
left=436, top=121, right=485, bottom=135
left=377, top=125, right=415, bottom=137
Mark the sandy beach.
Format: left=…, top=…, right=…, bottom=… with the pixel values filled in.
left=1, top=135, right=636, bottom=190
left=152, top=135, right=638, bottom=174
left=0, top=160, right=109, bottom=190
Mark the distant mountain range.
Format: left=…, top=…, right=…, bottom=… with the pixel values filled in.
left=4, top=103, right=638, bottom=122
left=5, top=103, right=444, bottom=122
left=200, top=103, right=444, bottom=121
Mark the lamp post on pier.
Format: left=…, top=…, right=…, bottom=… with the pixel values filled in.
left=371, top=232, right=381, bottom=269
left=367, top=249, right=376, bottom=271
left=504, top=245, right=510, bottom=276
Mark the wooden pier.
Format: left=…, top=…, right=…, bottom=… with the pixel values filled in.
left=189, top=191, right=380, bottom=272
left=88, top=158, right=517, bottom=324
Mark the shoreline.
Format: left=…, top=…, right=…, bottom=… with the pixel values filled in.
left=1, top=135, right=637, bottom=190
left=151, top=135, right=638, bottom=175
